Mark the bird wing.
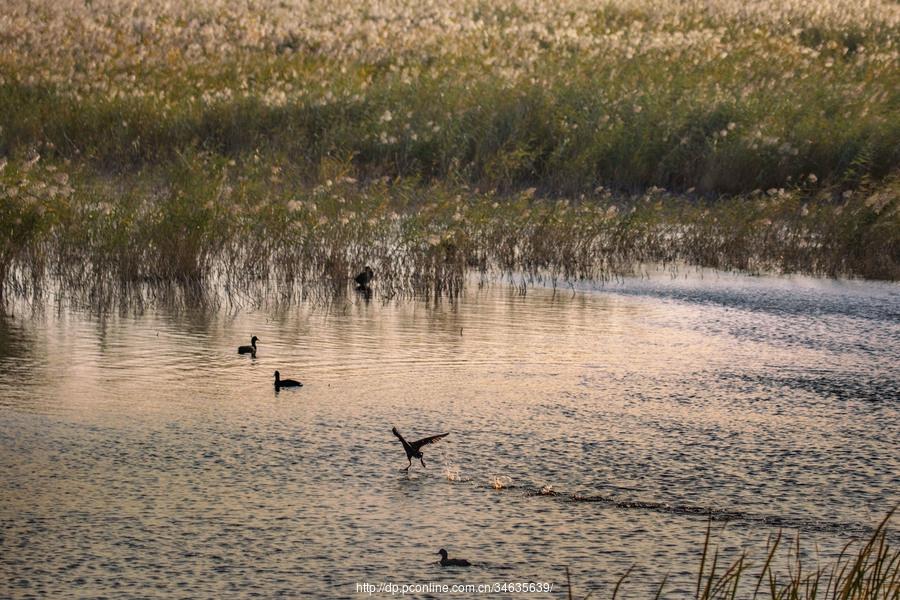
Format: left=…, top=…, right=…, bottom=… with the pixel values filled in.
left=411, top=432, right=449, bottom=451
left=392, top=427, right=413, bottom=454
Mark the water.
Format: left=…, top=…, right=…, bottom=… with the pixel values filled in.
left=1, top=271, right=899, bottom=598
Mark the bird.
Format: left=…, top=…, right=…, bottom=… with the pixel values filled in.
left=392, top=427, right=448, bottom=471
left=354, top=266, right=374, bottom=288
left=238, top=336, right=259, bottom=355
left=274, top=370, right=302, bottom=389
left=437, top=549, right=471, bottom=567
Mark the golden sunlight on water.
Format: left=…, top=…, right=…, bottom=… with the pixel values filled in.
left=1, top=273, right=898, bottom=598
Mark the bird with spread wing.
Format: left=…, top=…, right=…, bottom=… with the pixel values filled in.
left=392, top=427, right=449, bottom=472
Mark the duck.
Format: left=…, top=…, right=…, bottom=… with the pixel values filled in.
left=392, top=427, right=448, bottom=472
left=437, top=549, right=471, bottom=567
left=354, top=266, right=374, bottom=288
left=238, top=336, right=259, bottom=355
left=274, top=370, right=302, bottom=389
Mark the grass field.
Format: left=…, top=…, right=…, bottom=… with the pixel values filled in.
left=1, top=0, right=898, bottom=301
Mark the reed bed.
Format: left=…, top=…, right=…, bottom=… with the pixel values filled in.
left=1, top=155, right=898, bottom=306
left=1, top=0, right=899, bottom=303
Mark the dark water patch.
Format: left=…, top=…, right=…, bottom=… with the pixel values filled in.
left=500, top=484, right=884, bottom=538
left=581, top=274, right=900, bottom=322
left=721, top=369, right=900, bottom=404
left=563, top=274, right=900, bottom=364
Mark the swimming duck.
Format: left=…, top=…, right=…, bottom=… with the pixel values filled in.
left=274, top=370, right=302, bottom=389
left=437, top=549, right=471, bottom=567
left=354, top=266, right=374, bottom=288
left=392, top=427, right=448, bottom=471
left=238, top=336, right=259, bottom=355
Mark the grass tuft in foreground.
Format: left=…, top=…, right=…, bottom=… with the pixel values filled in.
left=569, top=509, right=899, bottom=599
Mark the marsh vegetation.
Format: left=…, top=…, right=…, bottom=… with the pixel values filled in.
left=1, top=0, right=898, bottom=305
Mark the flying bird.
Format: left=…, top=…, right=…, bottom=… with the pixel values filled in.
left=392, top=427, right=448, bottom=472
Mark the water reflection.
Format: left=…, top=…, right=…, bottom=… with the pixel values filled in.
left=1, top=272, right=898, bottom=598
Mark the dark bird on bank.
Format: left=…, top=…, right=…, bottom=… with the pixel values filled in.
left=437, top=549, right=471, bottom=567
left=274, top=370, right=302, bottom=389
left=238, top=336, right=259, bottom=355
left=392, top=427, right=448, bottom=472
left=354, top=266, right=374, bottom=288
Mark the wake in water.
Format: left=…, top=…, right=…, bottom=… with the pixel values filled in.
left=438, top=467, right=884, bottom=538
left=443, top=464, right=462, bottom=482
left=525, top=485, right=882, bottom=537
left=489, top=475, right=513, bottom=490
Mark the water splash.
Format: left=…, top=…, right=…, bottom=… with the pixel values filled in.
left=490, top=475, right=513, bottom=490
left=444, top=464, right=461, bottom=482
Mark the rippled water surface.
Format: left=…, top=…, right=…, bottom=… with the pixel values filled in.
left=2, top=272, right=899, bottom=598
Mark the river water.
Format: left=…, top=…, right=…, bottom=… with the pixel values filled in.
left=1, top=271, right=898, bottom=598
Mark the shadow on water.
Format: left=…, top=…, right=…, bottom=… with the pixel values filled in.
left=722, top=370, right=900, bottom=404
left=0, top=310, right=34, bottom=365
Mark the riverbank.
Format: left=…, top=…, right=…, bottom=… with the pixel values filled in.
left=1, top=159, right=897, bottom=306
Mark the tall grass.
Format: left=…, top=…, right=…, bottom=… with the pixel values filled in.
left=2, top=0, right=898, bottom=194
left=568, top=510, right=899, bottom=599
left=1, top=152, right=897, bottom=305
left=2, top=38, right=897, bottom=196
left=690, top=509, right=900, bottom=599
left=0, top=0, right=900, bottom=190
left=1, top=0, right=898, bottom=301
